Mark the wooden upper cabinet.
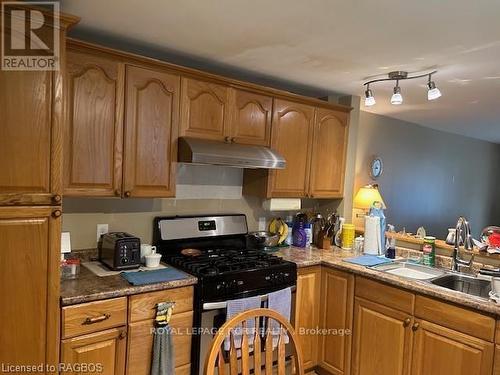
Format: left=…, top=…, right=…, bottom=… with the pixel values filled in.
left=64, top=48, right=124, bottom=197
left=228, top=88, right=272, bottom=146
left=123, top=65, right=179, bottom=198
left=309, top=108, right=349, bottom=198
left=411, top=320, right=494, bottom=375
left=269, top=99, right=314, bottom=197
left=179, top=77, right=229, bottom=141
left=0, top=70, right=59, bottom=205
left=0, top=206, right=61, bottom=370
left=352, top=297, right=413, bottom=375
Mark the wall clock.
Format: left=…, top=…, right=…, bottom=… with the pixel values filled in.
left=370, top=157, right=383, bottom=179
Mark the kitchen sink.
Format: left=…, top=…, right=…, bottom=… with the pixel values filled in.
left=430, top=274, right=491, bottom=298
left=372, top=262, right=446, bottom=280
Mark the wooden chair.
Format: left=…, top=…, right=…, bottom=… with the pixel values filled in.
left=204, top=308, right=304, bottom=375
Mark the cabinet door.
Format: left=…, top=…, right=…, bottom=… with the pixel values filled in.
left=309, top=108, right=349, bottom=198
left=179, top=77, right=229, bottom=141
left=229, top=88, right=272, bottom=146
left=268, top=99, right=314, bottom=197
left=126, top=311, right=193, bottom=375
left=123, top=65, right=179, bottom=198
left=294, top=266, right=321, bottom=370
left=493, top=345, right=500, bottom=375
left=64, top=48, right=124, bottom=197
left=0, top=206, right=61, bottom=370
left=0, top=69, right=61, bottom=205
left=61, top=327, right=127, bottom=375
left=411, top=319, right=494, bottom=375
left=352, top=297, right=413, bottom=375
left=319, top=268, right=354, bottom=375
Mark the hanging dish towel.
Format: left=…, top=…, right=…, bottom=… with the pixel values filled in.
left=224, top=295, right=262, bottom=351
left=151, top=302, right=175, bottom=375
left=267, top=287, right=291, bottom=348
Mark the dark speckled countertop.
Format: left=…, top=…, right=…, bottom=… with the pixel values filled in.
left=61, top=246, right=500, bottom=316
left=276, top=246, right=500, bottom=317
left=60, top=265, right=197, bottom=306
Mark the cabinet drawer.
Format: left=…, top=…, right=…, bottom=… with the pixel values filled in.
left=355, top=276, right=414, bottom=314
left=62, top=297, right=127, bottom=339
left=415, top=295, right=495, bottom=342
left=128, top=286, right=193, bottom=322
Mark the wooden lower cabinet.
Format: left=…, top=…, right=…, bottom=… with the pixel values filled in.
left=494, top=345, right=500, bottom=375
left=411, top=319, right=494, bottom=375
left=352, top=297, right=413, bottom=375
left=294, top=266, right=321, bottom=370
left=61, top=327, right=127, bottom=375
left=126, top=310, right=193, bottom=375
left=319, top=268, right=354, bottom=375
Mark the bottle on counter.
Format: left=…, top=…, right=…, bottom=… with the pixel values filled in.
left=285, top=215, right=294, bottom=246
left=292, top=213, right=308, bottom=248
left=386, top=224, right=396, bottom=259
left=421, top=236, right=436, bottom=266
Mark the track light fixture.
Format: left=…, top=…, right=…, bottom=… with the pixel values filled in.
left=363, top=70, right=441, bottom=106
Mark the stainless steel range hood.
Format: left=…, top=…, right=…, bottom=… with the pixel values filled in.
left=178, top=137, right=286, bottom=169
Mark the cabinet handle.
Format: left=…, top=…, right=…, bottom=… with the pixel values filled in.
left=231, top=137, right=236, bottom=143
left=52, top=210, right=62, bottom=218
left=52, top=194, right=62, bottom=203
left=412, top=322, right=420, bottom=331
left=82, top=313, right=110, bottom=325
left=403, top=318, right=411, bottom=327
left=224, top=136, right=231, bottom=143
left=124, top=191, right=131, bottom=198
left=114, top=189, right=121, bottom=197
left=119, top=330, right=127, bottom=340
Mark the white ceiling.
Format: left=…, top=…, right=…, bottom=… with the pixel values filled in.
left=61, top=0, right=500, bottom=143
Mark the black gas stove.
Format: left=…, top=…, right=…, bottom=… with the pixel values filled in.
left=153, top=214, right=297, bottom=375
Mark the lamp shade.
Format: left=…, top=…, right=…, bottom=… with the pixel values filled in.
left=353, top=185, right=386, bottom=210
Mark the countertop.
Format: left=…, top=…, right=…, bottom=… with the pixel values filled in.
left=61, top=247, right=500, bottom=316
left=275, top=246, right=500, bottom=317
left=60, top=265, right=198, bottom=306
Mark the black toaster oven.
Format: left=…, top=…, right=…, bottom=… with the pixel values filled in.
left=98, top=232, right=141, bottom=270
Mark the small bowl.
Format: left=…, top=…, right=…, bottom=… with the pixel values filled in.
left=145, top=253, right=162, bottom=268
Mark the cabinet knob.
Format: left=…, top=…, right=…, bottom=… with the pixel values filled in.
left=403, top=318, right=411, bottom=327
left=114, top=189, right=121, bottom=197
left=224, top=136, right=231, bottom=143
left=52, top=194, right=62, bottom=203
left=119, top=330, right=127, bottom=340
left=231, top=137, right=236, bottom=143
left=124, top=191, right=131, bottom=198
left=52, top=210, right=62, bottom=218
left=412, top=322, right=420, bottom=331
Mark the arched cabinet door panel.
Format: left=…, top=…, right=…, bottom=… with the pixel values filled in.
left=179, top=77, right=229, bottom=141
left=123, top=65, right=179, bottom=198
left=268, top=99, right=314, bottom=197
left=64, top=48, right=124, bottom=197
left=308, top=108, right=349, bottom=198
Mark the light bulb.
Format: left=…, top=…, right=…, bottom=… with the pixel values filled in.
left=391, top=85, right=403, bottom=105
left=427, top=81, right=442, bottom=100
left=364, top=88, right=376, bottom=106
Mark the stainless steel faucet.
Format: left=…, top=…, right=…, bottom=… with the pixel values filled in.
left=451, top=216, right=475, bottom=272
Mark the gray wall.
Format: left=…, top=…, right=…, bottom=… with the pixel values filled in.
left=355, top=111, right=500, bottom=238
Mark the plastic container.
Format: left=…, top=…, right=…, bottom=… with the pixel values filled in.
left=421, top=236, right=436, bottom=266
left=61, top=258, right=80, bottom=280
left=341, top=223, right=355, bottom=250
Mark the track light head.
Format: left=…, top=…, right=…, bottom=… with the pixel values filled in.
left=364, top=87, right=376, bottom=107
left=391, top=82, right=403, bottom=105
left=427, top=78, right=442, bottom=100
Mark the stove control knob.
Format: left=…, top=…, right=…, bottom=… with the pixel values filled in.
left=216, top=282, right=226, bottom=291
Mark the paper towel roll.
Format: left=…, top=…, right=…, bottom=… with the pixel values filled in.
left=364, top=216, right=382, bottom=255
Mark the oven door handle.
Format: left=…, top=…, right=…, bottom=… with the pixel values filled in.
left=202, top=285, right=296, bottom=311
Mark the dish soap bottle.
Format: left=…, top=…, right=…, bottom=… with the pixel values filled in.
left=386, top=224, right=396, bottom=259
left=421, top=236, right=436, bottom=266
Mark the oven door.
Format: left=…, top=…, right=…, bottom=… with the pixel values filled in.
left=198, top=287, right=296, bottom=375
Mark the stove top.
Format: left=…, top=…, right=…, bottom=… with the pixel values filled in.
left=167, top=248, right=286, bottom=276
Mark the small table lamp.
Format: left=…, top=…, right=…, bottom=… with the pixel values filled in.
left=353, top=184, right=386, bottom=229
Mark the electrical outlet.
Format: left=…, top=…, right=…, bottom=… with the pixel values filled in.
left=96, top=224, right=109, bottom=242
left=258, top=217, right=267, bottom=231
